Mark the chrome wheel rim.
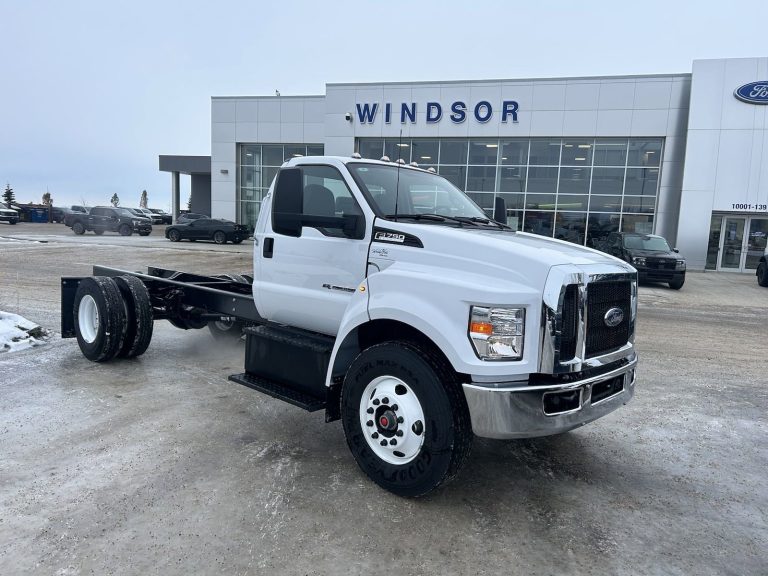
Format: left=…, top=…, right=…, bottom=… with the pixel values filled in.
left=359, top=375, right=425, bottom=465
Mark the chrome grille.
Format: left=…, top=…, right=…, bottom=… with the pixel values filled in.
left=585, top=281, right=631, bottom=358
left=559, top=284, right=579, bottom=360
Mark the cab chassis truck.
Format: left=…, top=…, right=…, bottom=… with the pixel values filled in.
left=61, top=155, right=638, bottom=497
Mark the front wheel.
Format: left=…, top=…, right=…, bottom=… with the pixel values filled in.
left=669, top=277, right=685, bottom=290
left=213, top=231, right=227, bottom=245
left=757, top=262, right=768, bottom=287
left=167, top=229, right=181, bottom=242
left=119, top=224, right=132, bottom=236
left=341, top=342, right=472, bottom=498
left=72, top=222, right=85, bottom=235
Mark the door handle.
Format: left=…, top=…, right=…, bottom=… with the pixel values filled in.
left=263, top=237, right=274, bottom=258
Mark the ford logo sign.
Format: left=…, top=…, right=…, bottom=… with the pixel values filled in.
left=734, top=82, right=768, bottom=104
left=604, top=307, right=624, bottom=328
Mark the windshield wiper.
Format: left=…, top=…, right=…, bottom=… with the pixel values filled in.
left=386, top=213, right=447, bottom=222
left=448, top=216, right=510, bottom=229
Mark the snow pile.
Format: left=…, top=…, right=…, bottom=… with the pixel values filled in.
left=0, top=311, right=51, bottom=353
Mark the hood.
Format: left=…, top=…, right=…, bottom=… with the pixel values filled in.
left=625, top=248, right=680, bottom=259
left=0, top=208, right=18, bottom=214
left=371, top=221, right=633, bottom=291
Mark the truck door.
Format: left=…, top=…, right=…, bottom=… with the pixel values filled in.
left=255, top=164, right=369, bottom=335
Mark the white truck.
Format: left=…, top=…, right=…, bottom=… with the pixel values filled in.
left=61, top=155, right=638, bottom=497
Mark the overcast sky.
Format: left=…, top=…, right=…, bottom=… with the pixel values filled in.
left=1, top=0, right=767, bottom=209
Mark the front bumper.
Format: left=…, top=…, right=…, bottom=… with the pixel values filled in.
left=462, top=355, right=637, bottom=439
left=637, top=268, right=685, bottom=283
left=133, top=224, right=153, bottom=233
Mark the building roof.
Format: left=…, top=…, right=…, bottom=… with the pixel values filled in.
left=159, top=155, right=211, bottom=175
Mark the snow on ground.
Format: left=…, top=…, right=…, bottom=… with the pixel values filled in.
left=0, top=311, right=51, bottom=353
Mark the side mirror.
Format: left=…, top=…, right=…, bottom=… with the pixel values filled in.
left=673, top=248, right=679, bottom=253
left=272, top=168, right=303, bottom=237
left=493, top=196, right=507, bottom=225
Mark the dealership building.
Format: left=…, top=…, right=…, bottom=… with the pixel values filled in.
left=169, top=57, right=768, bottom=272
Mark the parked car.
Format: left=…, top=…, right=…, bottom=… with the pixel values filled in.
left=600, top=232, right=686, bottom=289
left=757, top=249, right=768, bottom=287
left=51, top=206, right=73, bottom=223
left=128, top=207, right=163, bottom=225
left=0, top=206, right=19, bottom=224
left=165, top=218, right=250, bottom=244
left=176, top=212, right=209, bottom=224
left=148, top=208, right=172, bottom=225
left=64, top=206, right=90, bottom=227
left=67, top=206, right=152, bottom=236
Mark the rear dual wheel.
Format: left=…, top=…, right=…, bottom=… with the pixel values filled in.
left=758, top=261, right=768, bottom=287
left=73, top=276, right=153, bottom=362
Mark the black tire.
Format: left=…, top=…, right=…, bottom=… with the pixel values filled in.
left=73, top=277, right=127, bottom=362
left=213, top=231, right=227, bottom=245
left=231, top=238, right=243, bottom=244
left=207, top=318, right=243, bottom=340
left=9, top=220, right=17, bottom=225
left=94, top=229, right=104, bottom=235
left=167, top=229, right=181, bottom=242
left=138, top=231, right=151, bottom=237
left=757, top=262, right=768, bottom=287
left=669, top=277, right=685, bottom=290
left=72, top=222, right=85, bottom=235
left=114, top=275, right=153, bottom=358
left=341, top=341, right=472, bottom=498
left=240, top=274, right=253, bottom=284
left=119, top=224, right=132, bottom=236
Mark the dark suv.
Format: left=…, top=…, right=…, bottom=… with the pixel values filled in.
left=67, top=206, right=152, bottom=237
left=601, top=232, right=686, bottom=290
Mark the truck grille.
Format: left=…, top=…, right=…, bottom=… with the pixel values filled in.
left=647, top=258, right=675, bottom=270
left=585, top=281, right=631, bottom=358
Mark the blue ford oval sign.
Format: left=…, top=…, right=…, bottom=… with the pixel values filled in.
left=734, top=82, right=768, bottom=104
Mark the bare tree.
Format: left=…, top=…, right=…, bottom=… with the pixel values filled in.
left=140, top=190, right=148, bottom=208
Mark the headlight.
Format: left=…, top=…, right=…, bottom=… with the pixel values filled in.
left=676, top=260, right=686, bottom=270
left=132, top=219, right=140, bottom=225
left=632, top=256, right=646, bottom=266
left=469, top=306, right=525, bottom=361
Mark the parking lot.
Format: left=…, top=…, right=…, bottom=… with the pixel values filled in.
left=1, top=223, right=766, bottom=575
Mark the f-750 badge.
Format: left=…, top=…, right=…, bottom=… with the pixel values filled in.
left=374, top=231, right=405, bottom=243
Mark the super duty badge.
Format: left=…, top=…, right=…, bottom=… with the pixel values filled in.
left=374, top=231, right=406, bottom=243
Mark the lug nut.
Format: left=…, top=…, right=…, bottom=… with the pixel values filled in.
left=382, top=397, right=389, bottom=404
left=391, top=404, right=398, bottom=411
left=373, top=399, right=380, bottom=405
left=366, top=420, right=373, bottom=427
left=372, top=432, right=379, bottom=439
left=380, top=440, right=387, bottom=446
left=367, top=407, right=374, bottom=414
left=397, top=416, right=404, bottom=424
left=390, top=439, right=397, bottom=446
left=396, top=430, right=403, bottom=437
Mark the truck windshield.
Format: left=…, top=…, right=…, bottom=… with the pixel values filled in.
left=623, top=235, right=671, bottom=251
left=348, top=163, right=489, bottom=221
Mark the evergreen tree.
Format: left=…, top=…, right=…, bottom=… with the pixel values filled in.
left=110, top=193, right=120, bottom=207
left=140, top=190, right=148, bottom=208
left=187, top=195, right=192, bottom=211
left=42, top=191, right=52, bottom=206
left=3, top=183, right=16, bottom=205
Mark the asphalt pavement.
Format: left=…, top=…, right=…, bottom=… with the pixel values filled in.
left=0, top=223, right=766, bottom=575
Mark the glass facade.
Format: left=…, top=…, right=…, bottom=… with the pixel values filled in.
left=356, top=137, right=663, bottom=247
left=238, top=143, right=324, bottom=227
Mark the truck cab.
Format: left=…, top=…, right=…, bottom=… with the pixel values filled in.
left=249, top=156, right=638, bottom=495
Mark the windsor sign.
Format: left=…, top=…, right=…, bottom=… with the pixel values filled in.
left=355, top=100, right=520, bottom=125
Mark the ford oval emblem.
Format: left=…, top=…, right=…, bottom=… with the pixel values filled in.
left=734, top=82, right=768, bottom=104
left=604, top=307, right=624, bottom=328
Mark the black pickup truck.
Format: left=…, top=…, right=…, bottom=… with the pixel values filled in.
left=67, top=206, right=152, bottom=237
left=599, top=232, right=686, bottom=290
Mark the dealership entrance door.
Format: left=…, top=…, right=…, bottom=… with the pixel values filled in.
left=706, top=214, right=768, bottom=272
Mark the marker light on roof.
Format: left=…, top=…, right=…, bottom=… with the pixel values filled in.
left=351, top=152, right=362, bottom=159
left=381, top=155, right=391, bottom=162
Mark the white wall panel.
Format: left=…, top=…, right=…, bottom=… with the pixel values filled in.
left=280, top=100, right=304, bottom=124
left=531, top=83, right=566, bottom=111
left=211, top=122, right=235, bottom=143
left=324, top=87, right=355, bottom=114
left=597, top=82, right=635, bottom=110
left=712, top=130, right=752, bottom=209
left=257, top=123, right=281, bottom=142
left=530, top=110, right=564, bottom=135
left=633, top=80, right=672, bottom=110
left=235, top=100, right=259, bottom=122
left=565, top=83, right=600, bottom=111
left=280, top=122, right=304, bottom=142
left=211, top=198, right=236, bottom=221
left=595, top=109, right=633, bottom=136
left=211, top=99, right=236, bottom=123
left=687, top=60, right=725, bottom=130
left=562, top=110, right=597, bottom=136
left=630, top=109, right=669, bottom=136
left=681, top=130, right=720, bottom=191
left=234, top=122, right=259, bottom=143
left=303, top=122, right=325, bottom=143
left=211, top=142, right=236, bottom=163
left=257, top=100, right=281, bottom=123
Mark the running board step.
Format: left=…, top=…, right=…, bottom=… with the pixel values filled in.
left=228, top=372, right=326, bottom=412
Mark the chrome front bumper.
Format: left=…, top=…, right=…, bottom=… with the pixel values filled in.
left=462, top=355, right=637, bottom=439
